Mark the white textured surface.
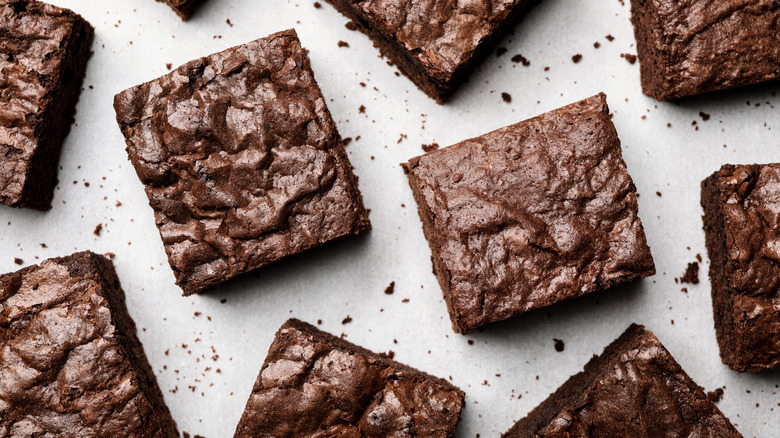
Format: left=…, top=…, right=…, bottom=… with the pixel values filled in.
left=1, top=0, right=778, bottom=436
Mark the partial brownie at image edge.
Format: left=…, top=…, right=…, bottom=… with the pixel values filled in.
left=0, top=0, right=94, bottom=210
left=234, top=318, right=465, bottom=437
left=503, top=324, right=743, bottom=437
left=323, top=0, right=540, bottom=103
left=157, top=0, right=204, bottom=20
left=403, top=93, right=655, bottom=334
left=701, top=164, right=780, bottom=372
left=0, top=251, right=178, bottom=437
left=114, top=29, right=371, bottom=295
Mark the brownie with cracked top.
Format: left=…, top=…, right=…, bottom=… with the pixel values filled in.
left=630, top=0, right=780, bottom=100
left=0, top=0, right=93, bottom=210
left=157, top=0, right=204, bottom=20
left=701, top=164, right=780, bottom=372
left=114, top=29, right=371, bottom=295
left=503, top=324, right=743, bottom=437
left=403, top=93, right=655, bottom=334
left=323, top=0, right=540, bottom=103
left=0, top=251, right=178, bottom=437
left=234, top=318, right=465, bottom=437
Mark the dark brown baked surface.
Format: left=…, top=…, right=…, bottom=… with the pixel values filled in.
left=158, top=0, right=204, bottom=20
left=0, top=0, right=93, bottom=210
left=630, top=0, right=780, bottom=100
left=503, top=324, right=744, bottom=437
left=701, top=164, right=780, bottom=372
left=324, top=0, right=539, bottom=102
left=234, top=318, right=465, bottom=437
left=114, top=29, right=371, bottom=295
left=0, top=251, right=178, bottom=437
left=403, top=93, right=655, bottom=334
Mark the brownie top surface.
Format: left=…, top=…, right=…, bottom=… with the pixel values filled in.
left=351, top=0, right=529, bottom=81
left=114, top=29, right=367, bottom=293
left=636, top=0, right=780, bottom=96
left=234, top=319, right=464, bottom=437
left=528, top=325, right=743, bottom=437
left=0, top=252, right=164, bottom=437
left=0, top=0, right=85, bottom=199
left=406, top=93, right=654, bottom=332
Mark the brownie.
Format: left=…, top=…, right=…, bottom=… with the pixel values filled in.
left=324, top=0, right=539, bottom=103
left=114, top=29, right=371, bottom=295
left=403, top=93, right=655, bottom=334
left=0, top=251, right=178, bottom=437
left=234, top=318, right=465, bottom=437
left=503, top=324, right=743, bottom=437
left=0, top=0, right=93, bottom=210
left=701, top=164, right=780, bottom=372
left=630, top=0, right=780, bottom=100
left=157, top=0, right=204, bottom=20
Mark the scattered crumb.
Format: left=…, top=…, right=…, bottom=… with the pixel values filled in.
left=384, top=281, right=396, bottom=295
left=467, top=340, right=474, bottom=345
left=593, top=41, right=601, bottom=48
left=679, top=262, right=700, bottom=285
left=342, top=315, right=353, bottom=324
left=358, top=105, right=366, bottom=113
left=343, top=137, right=353, bottom=146
left=700, top=111, right=711, bottom=121
left=313, top=1, right=321, bottom=7
left=708, top=388, right=725, bottom=403
left=105, top=252, right=116, bottom=260
left=422, top=143, right=440, bottom=153
left=496, top=47, right=507, bottom=57
left=511, top=54, right=530, bottom=66
left=220, top=298, right=227, bottom=304
left=337, top=41, right=349, bottom=48
left=620, top=53, right=637, bottom=64
left=605, top=34, right=615, bottom=41
left=656, top=191, right=662, bottom=197
left=554, top=338, right=565, bottom=352
left=226, top=18, right=233, bottom=26
left=501, top=92, right=512, bottom=103
left=14, top=258, right=23, bottom=265
left=93, top=223, right=103, bottom=236
left=572, top=54, right=583, bottom=63
left=345, top=21, right=358, bottom=31
left=165, top=63, right=172, bottom=70
left=696, top=253, right=702, bottom=262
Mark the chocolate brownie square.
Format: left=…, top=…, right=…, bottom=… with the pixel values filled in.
left=324, top=0, right=539, bottom=103
left=403, top=93, right=655, bottom=334
left=234, top=318, right=465, bottom=437
left=630, top=0, right=780, bottom=100
left=114, top=29, right=371, bottom=295
left=0, top=0, right=93, bottom=210
left=0, top=251, right=178, bottom=437
left=158, top=0, right=204, bottom=20
left=503, top=324, right=743, bottom=437
left=701, top=164, right=780, bottom=372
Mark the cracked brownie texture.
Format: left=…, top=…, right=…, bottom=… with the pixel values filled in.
left=404, top=93, right=655, bottom=334
left=701, top=164, right=780, bottom=372
left=114, top=29, right=371, bottom=295
left=234, top=319, right=465, bottom=437
left=630, top=0, right=780, bottom=100
left=0, top=251, right=178, bottom=437
left=157, top=0, right=204, bottom=20
left=0, top=0, right=93, bottom=210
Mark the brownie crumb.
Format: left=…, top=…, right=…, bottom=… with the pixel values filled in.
left=699, top=111, right=711, bottom=121
left=422, top=143, right=440, bottom=153
left=511, top=54, right=531, bottom=66
left=593, top=41, right=601, bottom=48
left=621, top=53, right=637, bottom=64
left=337, top=40, right=349, bottom=48
left=13, top=258, right=23, bottom=265
left=656, top=191, right=662, bottom=197
left=605, top=34, right=615, bottom=41
left=313, top=1, right=321, bottom=7
left=343, top=137, right=353, bottom=146
left=93, top=223, right=103, bottom=236
left=696, top=253, right=702, bottom=262
left=554, top=338, right=565, bottom=352
left=358, top=105, right=366, bottom=113
left=467, top=340, right=474, bottom=345
left=572, top=54, right=583, bottom=63
left=342, top=315, right=353, bottom=324
left=679, top=262, right=700, bottom=284
left=226, top=18, right=233, bottom=26
left=501, top=92, right=512, bottom=103
left=384, top=281, right=396, bottom=295
left=220, top=298, right=227, bottom=304
left=345, top=21, right=358, bottom=31
left=384, top=350, right=395, bottom=359
left=496, top=47, right=507, bottom=57
left=165, top=63, right=172, bottom=70
left=708, top=387, right=725, bottom=403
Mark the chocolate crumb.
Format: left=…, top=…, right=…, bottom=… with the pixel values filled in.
left=467, top=340, right=474, bottom=345
left=656, top=191, right=662, bottom=197
left=679, top=262, right=700, bottom=284
left=572, top=54, right=583, bottom=63
left=342, top=315, right=353, bottom=324
left=621, top=53, right=637, bottom=64
left=313, top=1, right=321, bottom=7
left=345, top=21, right=358, bottom=31
left=384, top=281, right=395, bottom=295
left=501, top=92, right=512, bottom=103
left=699, top=111, right=711, bottom=121
left=593, top=41, right=601, bottom=48
left=605, top=34, right=615, bottom=41
left=337, top=40, right=349, bottom=48
left=401, top=298, right=409, bottom=303
left=385, top=350, right=395, bottom=359
left=496, top=47, right=507, bottom=57
left=165, top=63, right=172, bottom=70
left=226, top=18, right=233, bottom=26
left=422, top=143, right=440, bottom=153
left=554, top=338, right=565, bottom=352
left=696, top=253, right=702, bottom=262
left=707, top=388, right=725, bottom=403
left=220, top=298, right=227, bottom=304
left=342, top=137, right=352, bottom=146
left=93, top=223, right=103, bottom=236
left=511, top=54, right=530, bottom=66
left=358, top=105, right=366, bottom=113
left=13, top=258, right=23, bottom=265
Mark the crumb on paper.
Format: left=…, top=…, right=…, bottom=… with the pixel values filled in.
left=422, top=143, right=440, bottom=153
left=384, top=281, right=396, bottom=295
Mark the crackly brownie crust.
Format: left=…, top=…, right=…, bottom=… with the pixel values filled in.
left=630, top=0, right=780, bottom=100
left=157, top=0, right=204, bottom=20
left=403, top=93, right=655, bottom=334
left=114, top=29, right=371, bottom=295
left=0, top=0, right=93, bottom=210
left=0, top=251, right=178, bottom=437
left=503, top=324, right=743, bottom=437
left=701, top=164, right=780, bottom=372
left=234, top=318, right=465, bottom=437
left=324, top=0, right=539, bottom=103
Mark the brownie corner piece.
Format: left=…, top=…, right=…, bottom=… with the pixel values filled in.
left=503, top=324, right=743, bottom=437
left=0, top=0, right=94, bottom=210
left=700, top=163, right=780, bottom=372
left=0, top=251, right=179, bottom=437
left=113, top=29, right=370, bottom=295
left=404, top=93, right=655, bottom=334
left=234, top=318, right=465, bottom=437
left=630, top=0, right=780, bottom=100
left=158, top=0, right=204, bottom=20
left=324, top=0, right=539, bottom=102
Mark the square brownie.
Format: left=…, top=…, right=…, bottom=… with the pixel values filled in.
left=403, top=93, right=655, bottom=334
left=0, top=251, right=178, bottom=437
left=114, top=29, right=371, bottom=295
left=233, top=318, right=465, bottom=437
left=157, top=0, right=204, bottom=20
left=324, top=0, right=539, bottom=103
left=701, top=164, right=780, bottom=372
left=503, top=324, right=743, bottom=437
left=0, top=0, right=93, bottom=210
left=630, top=0, right=780, bottom=100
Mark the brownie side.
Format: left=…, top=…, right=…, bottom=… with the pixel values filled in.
left=234, top=318, right=465, bottom=437
left=701, top=164, right=780, bottom=372
left=158, top=0, right=204, bottom=20
left=404, top=93, right=655, bottom=334
left=114, top=29, right=370, bottom=295
left=0, top=251, right=178, bottom=437
left=0, top=0, right=94, bottom=210
left=324, top=0, right=539, bottom=103
left=503, top=324, right=743, bottom=437
left=630, top=0, right=780, bottom=100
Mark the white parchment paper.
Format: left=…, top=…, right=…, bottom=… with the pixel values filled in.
left=2, top=0, right=778, bottom=436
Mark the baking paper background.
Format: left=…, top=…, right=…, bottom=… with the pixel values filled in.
left=2, top=0, right=779, bottom=436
